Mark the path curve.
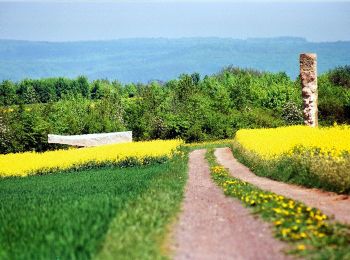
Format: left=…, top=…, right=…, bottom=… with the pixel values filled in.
left=171, top=149, right=290, bottom=260
left=215, top=147, right=350, bottom=224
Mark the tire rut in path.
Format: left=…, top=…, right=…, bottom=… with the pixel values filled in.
left=171, top=149, right=290, bottom=260
left=215, top=147, right=350, bottom=225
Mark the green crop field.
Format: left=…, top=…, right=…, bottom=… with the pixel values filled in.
left=0, top=154, right=187, bottom=259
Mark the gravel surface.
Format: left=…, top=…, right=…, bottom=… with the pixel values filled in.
left=215, top=147, right=350, bottom=225
left=171, top=149, right=290, bottom=260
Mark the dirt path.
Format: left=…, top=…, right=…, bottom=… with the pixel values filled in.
left=171, top=149, right=290, bottom=260
left=215, top=147, right=350, bottom=225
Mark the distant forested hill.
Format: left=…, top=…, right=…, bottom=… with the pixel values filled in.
left=0, top=37, right=349, bottom=82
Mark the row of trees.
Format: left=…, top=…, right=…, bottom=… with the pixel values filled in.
left=1, top=66, right=350, bottom=153
left=0, top=76, right=141, bottom=106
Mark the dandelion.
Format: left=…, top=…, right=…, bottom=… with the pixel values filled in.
left=292, top=225, right=299, bottom=231
left=281, top=228, right=291, bottom=237
left=300, top=232, right=307, bottom=238
left=297, top=244, right=306, bottom=251
left=274, top=220, right=282, bottom=226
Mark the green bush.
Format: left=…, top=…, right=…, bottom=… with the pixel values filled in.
left=318, top=74, right=350, bottom=124
left=328, top=65, right=350, bottom=88
left=282, top=101, right=303, bottom=125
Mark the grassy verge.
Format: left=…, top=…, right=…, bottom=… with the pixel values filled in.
left=231, top=141, right=350, bottom=194
left=184, top=139, right=234, bottom=151
left=206, top=148, right=350, bottom=259
left=0, top=153, right=187, bottom=259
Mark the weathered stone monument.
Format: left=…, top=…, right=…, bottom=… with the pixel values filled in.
left=300, top=53, right=318, bottom=127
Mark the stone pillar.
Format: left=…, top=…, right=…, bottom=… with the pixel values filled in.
left=300, top=53, right=318, bottom=127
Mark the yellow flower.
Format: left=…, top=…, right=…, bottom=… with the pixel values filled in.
left=300, top=232, right=307, bottom=238
left=273, top=208, right=282, bottom=214
left=292, top=225, right=299, bottom=231
left=0, top=139, right=183, bottom=177
left=274, top=220, right=282, bottom=226
left=234, top=125, right=350, bottom=160
left=297, top=244, right=306, bottom=251
left=315, top=215, right=324, bottom=221
left=281, top=228, right=291, bottom=237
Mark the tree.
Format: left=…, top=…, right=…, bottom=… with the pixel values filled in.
left=34, top=79, right=56, bottom=103
left=123, top=83, right=138, bottom=98
left=55, top=77, right=72, bottom=99
left=75, top=76, right=90, bottom=98
left=328, top=65, right=350, bottom=88
left=17, top=79, right=39, bottom=104
left=91, top=81, right=101, bottom=100
left=191, top=72, right=201, bottom=86
left=0, top=80, right=16, bottom=106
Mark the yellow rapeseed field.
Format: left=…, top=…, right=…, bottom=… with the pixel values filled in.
left=235, top=125, right=350, bottom=159
left=0, top=139, right=183, bottom=177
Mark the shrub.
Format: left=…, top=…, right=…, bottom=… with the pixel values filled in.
left=282, top=101, right=303, bottom=125
left=328, top=65, right=350, bottom=89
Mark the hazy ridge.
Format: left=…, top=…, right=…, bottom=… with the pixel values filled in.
left=1, top=37, right=349, bottom=83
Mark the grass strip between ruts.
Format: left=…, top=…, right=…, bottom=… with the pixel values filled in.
left=184, top=139, right=234, bottom=151
left=206, top=148, right=350, bottom=259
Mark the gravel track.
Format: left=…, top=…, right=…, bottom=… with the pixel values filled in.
left=171, top=149, right=290, bottom=260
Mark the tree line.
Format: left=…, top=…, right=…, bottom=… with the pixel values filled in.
left=1, top=66, right=350, bottom=154
left=0, top=76, right=145, bottom=106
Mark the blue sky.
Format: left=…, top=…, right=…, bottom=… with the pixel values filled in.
left=0, top=1, right=349, bottom=42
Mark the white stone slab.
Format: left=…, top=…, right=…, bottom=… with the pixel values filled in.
left=48, top=131, right=132, bottom=147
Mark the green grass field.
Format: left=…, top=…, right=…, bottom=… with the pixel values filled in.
left=0, top=155, right=187, bottom=259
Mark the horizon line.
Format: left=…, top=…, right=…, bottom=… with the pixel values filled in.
left=1, top=0, right=350, bottom=3
left=1, top=36, right=350, bottom=44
